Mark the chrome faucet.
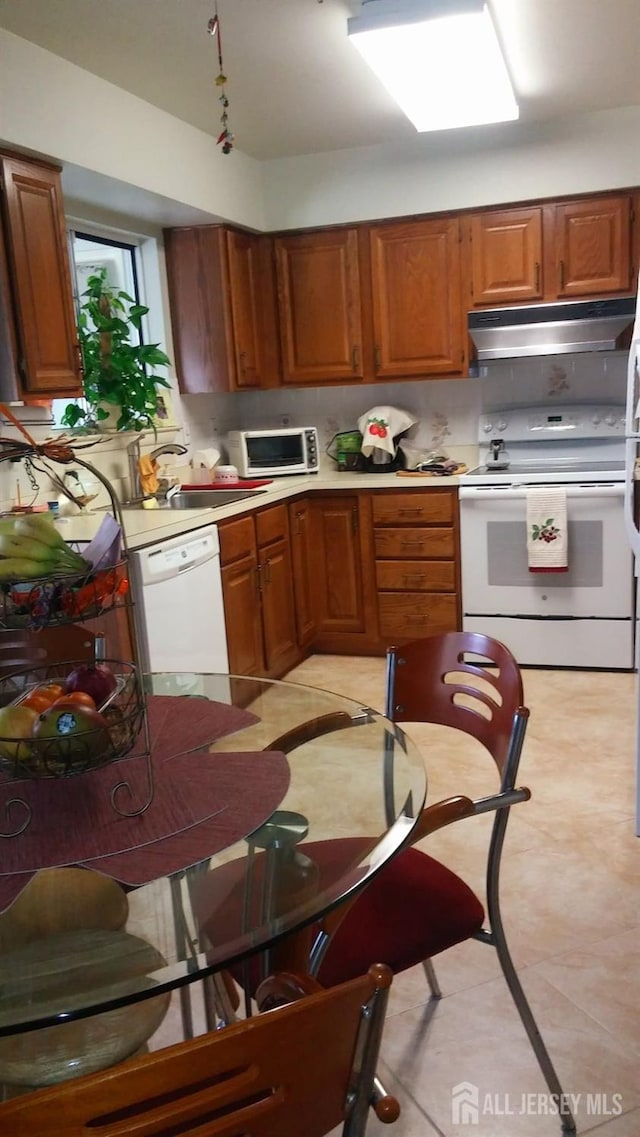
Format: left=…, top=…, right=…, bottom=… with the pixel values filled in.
left=126, top=437, right=188, bottom=502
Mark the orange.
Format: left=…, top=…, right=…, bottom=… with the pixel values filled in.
left=39, top=682, right=66, bottom=702
left=21, top=690, right=59, bottom=713
left=53, top=691, right=97, bottom=710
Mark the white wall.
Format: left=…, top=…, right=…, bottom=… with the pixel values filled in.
left=262, top=106, right=640, bottom=230
left=0, top=29, right=265, bottom=231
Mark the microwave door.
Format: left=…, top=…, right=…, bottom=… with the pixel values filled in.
left=246, top=434, right=304, bottom=472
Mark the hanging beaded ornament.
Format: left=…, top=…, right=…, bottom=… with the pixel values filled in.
left=207, top=2, right=234, bottom=154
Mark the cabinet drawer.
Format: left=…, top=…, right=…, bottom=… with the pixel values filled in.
left=372, top=492, right=454, bottom=526
left=256, top=503, right=288, bottom=547
left=378, top=593, right=458, bottom=640
left=218, top=516, right=255, bottom=565
left=374, top=528, right=455, bottom=559
left=376, top=560, right=456, bottom=592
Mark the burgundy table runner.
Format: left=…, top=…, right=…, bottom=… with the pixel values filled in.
left=0, top=695, right=291, bottom=913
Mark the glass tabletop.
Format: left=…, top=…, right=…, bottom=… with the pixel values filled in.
left=0, top=673, right=426, bottom=1038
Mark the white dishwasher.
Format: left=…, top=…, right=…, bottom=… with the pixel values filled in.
left=129, top=524, right=229, bottom=674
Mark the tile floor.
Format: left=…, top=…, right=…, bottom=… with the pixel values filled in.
left=280, top=655, right=640, bottom=1137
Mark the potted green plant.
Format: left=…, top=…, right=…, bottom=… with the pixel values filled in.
left=61, top=268, right=172, bottom=433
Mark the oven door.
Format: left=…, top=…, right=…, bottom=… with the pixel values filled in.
left=459, top=482, right=634, bottom=667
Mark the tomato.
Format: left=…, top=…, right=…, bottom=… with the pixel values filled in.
left=53, top=691, right=97, bottom=711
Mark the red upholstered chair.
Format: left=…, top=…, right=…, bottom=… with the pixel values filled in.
left=306, top=632, right=576, bottom=1137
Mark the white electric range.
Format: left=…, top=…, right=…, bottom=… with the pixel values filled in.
left=458, top=404, right=633, bottom=668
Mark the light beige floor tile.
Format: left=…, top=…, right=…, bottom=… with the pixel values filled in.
left=581, top=1107, right=640, bottom=1135
left=379, top=970, right=639, bottom=1136
left=532, top=929, right=640, bottom=1058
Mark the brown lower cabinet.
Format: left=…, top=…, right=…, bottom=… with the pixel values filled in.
left=288, top=499, right=316, bottom=649
left=371, top=488, right=461, bottom=644
left=219, top=489, right=461, bottom=678
left=218, top=505, right=299, bottom=678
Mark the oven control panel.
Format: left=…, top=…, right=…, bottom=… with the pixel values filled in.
left=479, top=404, right=625, bottom=442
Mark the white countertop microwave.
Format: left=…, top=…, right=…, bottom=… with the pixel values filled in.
left=227, top=427, right=319, bottom=477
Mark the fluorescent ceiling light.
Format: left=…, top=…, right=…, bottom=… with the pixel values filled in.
left=348, top=0, right=519, bottom=133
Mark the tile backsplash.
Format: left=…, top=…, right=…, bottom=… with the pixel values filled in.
left=180, top=350, right=628, bottom=469
left=0, top=350, right=626, bottom=510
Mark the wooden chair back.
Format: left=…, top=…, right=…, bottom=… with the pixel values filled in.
left=385, top=631, right=525, bottom=781
left=0, top=964, right=396, bottom=1137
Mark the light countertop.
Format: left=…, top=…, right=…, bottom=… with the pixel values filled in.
left=61, top=469, right=465, bottom=552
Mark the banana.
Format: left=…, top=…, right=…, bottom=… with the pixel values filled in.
left=0, top=534, right=58, bottom=563
left=0, top=557, right=53, bottom=581
left=13, top=515, right=66, bottom=549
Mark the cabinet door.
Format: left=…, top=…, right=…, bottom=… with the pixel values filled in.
left=311, top=496, right=366, bottom=634
left=275, top=229, right=364, bottom=384
left=221, top=552, right=264, bottom=676
left=260, top=535, right=299, bottom=676
left=164, top=226, right=234, bottom=395
left=369, top=218, right=465, bottom=377
left=0, top=155, right=81, bottom=395
left=226, top=229, right=279, bottom=389
left=469, top=207, right=543, bottom=306
left=551, top=195, right=632, bottom=297
left=289, top=500, right=316, bottom=647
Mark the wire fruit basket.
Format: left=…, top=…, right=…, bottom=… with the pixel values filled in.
left=0, top=659, right=144, bottom=778
left=0, top=559, right=129, bottom=629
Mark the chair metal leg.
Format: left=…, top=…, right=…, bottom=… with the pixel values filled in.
left=422, top=958, right=442, bottom=999
left=486, top=811, right=576, bottom=1136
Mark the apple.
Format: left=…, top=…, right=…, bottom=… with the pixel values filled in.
left=0, top=704, right=39, bottom=763
left=32, top=704, right=110, bottom=767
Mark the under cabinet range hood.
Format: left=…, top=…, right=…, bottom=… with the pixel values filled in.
left=468, top=296, right=636, bottom=361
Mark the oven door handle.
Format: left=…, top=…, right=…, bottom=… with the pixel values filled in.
left=459, top=484, right=624, bottom=501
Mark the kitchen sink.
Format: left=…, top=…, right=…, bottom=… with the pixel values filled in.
left=167, top=488, right=268, bottom=509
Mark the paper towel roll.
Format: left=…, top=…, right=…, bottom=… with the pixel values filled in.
left=193, top=448, right=221, bottom=471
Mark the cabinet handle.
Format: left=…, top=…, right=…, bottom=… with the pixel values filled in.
left=74, top=343, right=84, bottom=378
left=404, top=575, right=425, bottom=587
left=535, top=261, right=541, bottom=292
left=351, top=345, right=360, bottom=372
left=398, top=508, right=423, bottom=516
left=559, top=260, right=565, bottom=291
left=374, top=346, right=381, bottom=371
left=256, top=564, right=263, bottom=595
left=263, top=558, right=272, bottom=585
left=238, top=350, right=247, bottom=374
left=400, top=541, right=424, bottom=552
left=352, top=506, right=359, bottom=534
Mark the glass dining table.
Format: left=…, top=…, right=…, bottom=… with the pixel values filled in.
left=0, top=672, right=426, bottom=1050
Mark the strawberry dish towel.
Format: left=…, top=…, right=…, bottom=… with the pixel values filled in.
left=357, top=406, right=417, bottom=465
left=526, top=488, right=569, bottom=573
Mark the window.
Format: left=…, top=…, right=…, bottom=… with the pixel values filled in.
left=52, top=227, right=172, bottom=427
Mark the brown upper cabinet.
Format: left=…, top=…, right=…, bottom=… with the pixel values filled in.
left=467, top=193, right=635, bottom=308
left=368, top=217, right=466, bottom=378
left=274, top=228, right=364, bottom=384
left=164, top=225, right=279, bottom=394
left=0, top=153, right=82, bottom=397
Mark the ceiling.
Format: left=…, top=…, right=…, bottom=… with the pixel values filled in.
left=2, top=0, right=640, bottom=162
